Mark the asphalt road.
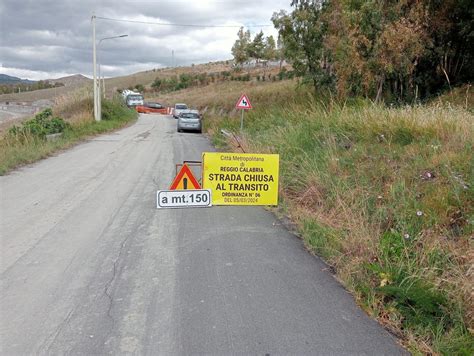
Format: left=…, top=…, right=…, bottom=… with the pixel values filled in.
left=0, top=114, right=406, bottom=355
left=0, top=109, right=23, bottom=124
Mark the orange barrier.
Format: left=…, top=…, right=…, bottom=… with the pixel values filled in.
left=135, top=105, right=171, bottom=115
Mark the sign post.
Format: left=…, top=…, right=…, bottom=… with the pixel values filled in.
left=235, top=94, right=252, bottom=131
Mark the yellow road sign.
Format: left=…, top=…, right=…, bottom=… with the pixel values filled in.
left=202, top=152, right=279, bottom=206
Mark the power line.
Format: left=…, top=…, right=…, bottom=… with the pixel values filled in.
left=95, top=16, right=273, bottom=28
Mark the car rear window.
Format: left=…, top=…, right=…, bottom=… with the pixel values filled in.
left=176, top=104, right=188, bottom=110
left=146, top=102, right=162, bottom=108
left=181, top=113, right=199, bottom=119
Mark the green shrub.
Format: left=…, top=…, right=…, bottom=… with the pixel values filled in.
left=380, top=279, right=448, bottom=329
left=101, top=98, right=136, bottom=121
left=278, top=67, right=288, bottom=80
left=1, top=96, right=138, bottom=175
left=8, top=108, right=69, bottom=139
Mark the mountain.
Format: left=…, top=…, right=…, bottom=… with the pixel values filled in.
left=0, top=74, right=36, bottom=85
left=48, top=74, right=90, bottom=87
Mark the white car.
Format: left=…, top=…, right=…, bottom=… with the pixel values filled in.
left=177, top=110, right=202, bottom=133
left=173, top=103, right=188, bottom=119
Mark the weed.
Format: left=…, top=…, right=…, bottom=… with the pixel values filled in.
left=166, top=79, right=473, bottom=354
left=8, top=108, right=69, bottom=140
left=0, top=97, right=137, bottom=175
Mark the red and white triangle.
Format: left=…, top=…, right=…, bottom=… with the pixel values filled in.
left=236, top=94, right=252, bottom=109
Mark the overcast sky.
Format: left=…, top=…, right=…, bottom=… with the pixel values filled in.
left=0, top=0, right=293, bottom=80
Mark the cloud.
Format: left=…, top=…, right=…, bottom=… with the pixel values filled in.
left=0, top=0, right=292, bottom=80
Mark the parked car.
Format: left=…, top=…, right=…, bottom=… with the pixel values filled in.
left=136, top=102, right=166, bottom=114
left=177, top=110, right=202, bottom=133
left=173, top=103, right=188, bottom=119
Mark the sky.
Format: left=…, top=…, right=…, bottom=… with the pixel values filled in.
left=0, top=0, right=293, bottom=80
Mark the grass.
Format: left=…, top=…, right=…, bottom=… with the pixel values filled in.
left=1, top=62, right=471, bottom=352
left=0, top=94, right=137, bottom=175
left=164, top=79, right=474, bottom=355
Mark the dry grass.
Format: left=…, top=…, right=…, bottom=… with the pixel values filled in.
left=153, top=75, right=293, bottom=110
left=0, top=60, right=235, bottom=103
left=104, top=60, right=234, bottom=96
left=0, top=89, right=137, bottom=175
left=0, top=80, right=88, bottom=102
left=53, top=87, right=94, bottom=124
left=2, top=60, right=471, bottom=352
left=165, top=78, right=474, bottom=354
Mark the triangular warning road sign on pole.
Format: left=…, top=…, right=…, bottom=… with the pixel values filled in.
left=170, top=164, right=201, bottom=190
left=236, top=94, right=252, bottom=109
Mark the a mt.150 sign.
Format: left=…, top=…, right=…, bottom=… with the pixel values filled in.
left=202, top=152, right=279, bottom=206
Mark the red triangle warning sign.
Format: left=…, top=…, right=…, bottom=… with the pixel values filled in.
left=170, top=164, right=201, bottom=190
left=235, top=94, right=252, bottom=109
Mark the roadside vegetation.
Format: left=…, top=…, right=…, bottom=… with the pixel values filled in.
left=145, top=65, right=290, bottom=98
left=270, top=0, right=473, bottom=104
left=0, top=93, right=137, bottom=175
left=184, top=2, right=472, bottom=352
left=160, top=76, right=473, bottom=354
left=0, top=79, right=64, bottom=95
left=0, top=0, right=471, bottom=352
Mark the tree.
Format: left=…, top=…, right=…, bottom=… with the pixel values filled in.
left=323, top=0, right=428, bottom=100
left=276, top=35, right=285, bottom=69
left=416, top=0, right=474, bottom=95
left=272, top=1, right=331, bottom=92
left=263, top=35, right=277, bottom=61
left=271, top=0, right=473, bottom=101
left=248, top=31, right=266, bottom=63
left=151, top=77, right=162, bottom=90
left=231, top=27, right=251, bottom=66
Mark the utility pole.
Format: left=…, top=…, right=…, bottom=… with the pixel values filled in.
left=172, top=50, right=174, bottom=68
left=97, top=59, right=101, bottom=120
left=92, top=14, right=98, bottom=121
left=96, top=34, right=127, bottom=120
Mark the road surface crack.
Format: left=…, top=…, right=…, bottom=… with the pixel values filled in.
left=103, top=232, right=131, bottom=324
left=40, top=308, right=75, bottom=353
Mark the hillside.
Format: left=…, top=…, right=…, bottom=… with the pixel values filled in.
left=0, top=61, right=233, bottom=103
left=48, top=74, right=90, bottom=87
left=102, top=60, right=236, bottom=96
left=0, top=74, right=36, bottom=85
